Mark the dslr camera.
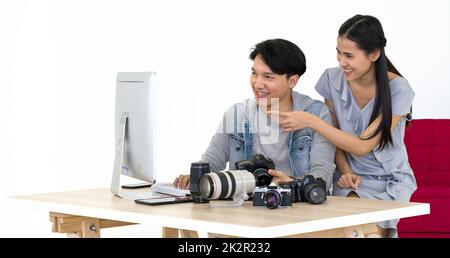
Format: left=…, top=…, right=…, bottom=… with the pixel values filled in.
left=195, top=154, right=275, bottom=201
left=235, top=154, right=274, bottom=187
left=253, top=175, right=327, bottom=209
left=253, top=184, right=292, bottom=209
left=199, top=170, right=256, bottom=200
left=280, top=175, right=327, bottom=205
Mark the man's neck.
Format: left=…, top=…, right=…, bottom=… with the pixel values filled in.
left=279, top=98, right=293, bottom=112
left=271, top=96, right=293, bottom=112
left=259, top=96, right=292, bottom=114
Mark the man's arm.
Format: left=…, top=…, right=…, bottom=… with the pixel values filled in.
left=308, top=104, right=336, bottom=191
left=200, top=131, right=229, bottom=172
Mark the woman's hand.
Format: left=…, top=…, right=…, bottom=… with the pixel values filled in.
left=268, top=169, right=293, bottom=184
left=337, top=173, right=361, bottom=189
left=173, top=174, right=190, bottom=189
left=268, top=111, right=315, bottom=132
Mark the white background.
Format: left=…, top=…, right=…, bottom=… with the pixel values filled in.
left=1, top=0, right=449, bottom=237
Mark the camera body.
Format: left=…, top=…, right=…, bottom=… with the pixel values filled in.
left=279, top=175, right=327, bottom=205
left=253, top=175, right=327, bottom=208
left=235, top=154, right=275, bottom=187
left=253, top=184, right=292, bottom=209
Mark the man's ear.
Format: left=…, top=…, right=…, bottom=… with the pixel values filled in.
left=288, top=74, right=300, bottom=89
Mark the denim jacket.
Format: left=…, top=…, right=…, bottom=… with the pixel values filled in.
left=201, top=91, right=336, bottom=190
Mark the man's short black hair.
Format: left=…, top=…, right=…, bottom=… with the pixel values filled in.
left=249, top=38, right=306, bottom=78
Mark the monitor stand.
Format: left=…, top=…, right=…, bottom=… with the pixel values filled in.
left=111, top=114, right=154, bottom=199
left=111, top=114, right=155, bottom=200
left=121, top=183, right=153, bottom=189
left=111, top=113, right=128, bottom=197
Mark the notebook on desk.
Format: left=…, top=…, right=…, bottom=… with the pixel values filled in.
left=151, top=182, right=190, bottom=197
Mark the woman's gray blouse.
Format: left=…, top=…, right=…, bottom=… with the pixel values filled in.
left=314, top=67, right=417, bottom=204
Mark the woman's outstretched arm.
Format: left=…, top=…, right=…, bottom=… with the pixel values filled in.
left=270, top=108, right=403, bottom=156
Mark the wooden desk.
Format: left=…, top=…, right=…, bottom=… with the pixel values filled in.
left=12, top=188, right=429, bottom=238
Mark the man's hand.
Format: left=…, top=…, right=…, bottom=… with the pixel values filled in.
left=337, top=173, right=360, bottom=189
left=173, top=174, right=190, bottom=189
left=268, top=169, right=293, bottom=184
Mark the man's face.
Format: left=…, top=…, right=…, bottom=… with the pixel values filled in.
left=250, top=55, right=297, bottom=109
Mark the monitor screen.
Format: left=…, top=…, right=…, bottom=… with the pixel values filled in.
left=111, top=72, right=156, bottom=196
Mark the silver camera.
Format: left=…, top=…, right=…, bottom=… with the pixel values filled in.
left=253, top=184, right=292, bottom=209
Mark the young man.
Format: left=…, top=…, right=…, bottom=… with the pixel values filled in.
left=174, top=38, right=336, bottom=191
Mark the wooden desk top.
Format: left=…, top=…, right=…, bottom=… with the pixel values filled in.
left=11, top=188, right=429, bottom=237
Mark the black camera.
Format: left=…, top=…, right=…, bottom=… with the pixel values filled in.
left=280, top=175, right=327, bottom=204
left=253, top=184, right=292, bottom=209
left=235, top=154, right=274, bottom=187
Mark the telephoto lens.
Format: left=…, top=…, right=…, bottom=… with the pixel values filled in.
left=190, top=162, right=210, bottom=203
left=199, top=170, right=256, bottom=200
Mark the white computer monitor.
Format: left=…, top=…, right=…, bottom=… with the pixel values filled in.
left=111, top=72, right=157, bottom=198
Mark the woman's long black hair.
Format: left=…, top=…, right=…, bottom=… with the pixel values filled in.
left=339, top=15, right=411, bottom=151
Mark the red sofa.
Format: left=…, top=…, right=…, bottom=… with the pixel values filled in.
left=397, top=119, right=450, bottom=238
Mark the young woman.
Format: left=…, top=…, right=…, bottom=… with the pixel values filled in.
left=269, top=15, right=416, bottom=238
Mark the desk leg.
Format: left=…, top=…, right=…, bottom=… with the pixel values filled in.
left=162, top=227, right=199, bottom=238
left=343, top=225, right=366, bottom=238
left=361, top=223, right=382, bottom=238
left=49, top=212, right=135, bottom=238
left=180, top=229, right=199, bottom=238
left=162, top=227, right=179, bottom=238
left=283, top=223, right=381, bottom=238
left=161, top=224, right=381, bottom=238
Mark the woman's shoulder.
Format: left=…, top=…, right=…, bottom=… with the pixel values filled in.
left=388, top=73, right=414, bottom=96
left=317, top=67, right=346, bottom=92
left=322, top=67, right=343, bottom=79
left=388, top=71, right=399, bottom=81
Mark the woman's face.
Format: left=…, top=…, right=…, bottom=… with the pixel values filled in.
left=336, top=36, right=378, bottom=82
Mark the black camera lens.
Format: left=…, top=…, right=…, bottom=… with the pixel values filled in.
left=190, top=162, right=210, bottom=203
left=303, top=185, right=326, bottom=204
left=300, top=175, right=327, bottom=204
left=264, top=190, right=282, bottom=209
left=253, top=168, right=272, bottom=187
